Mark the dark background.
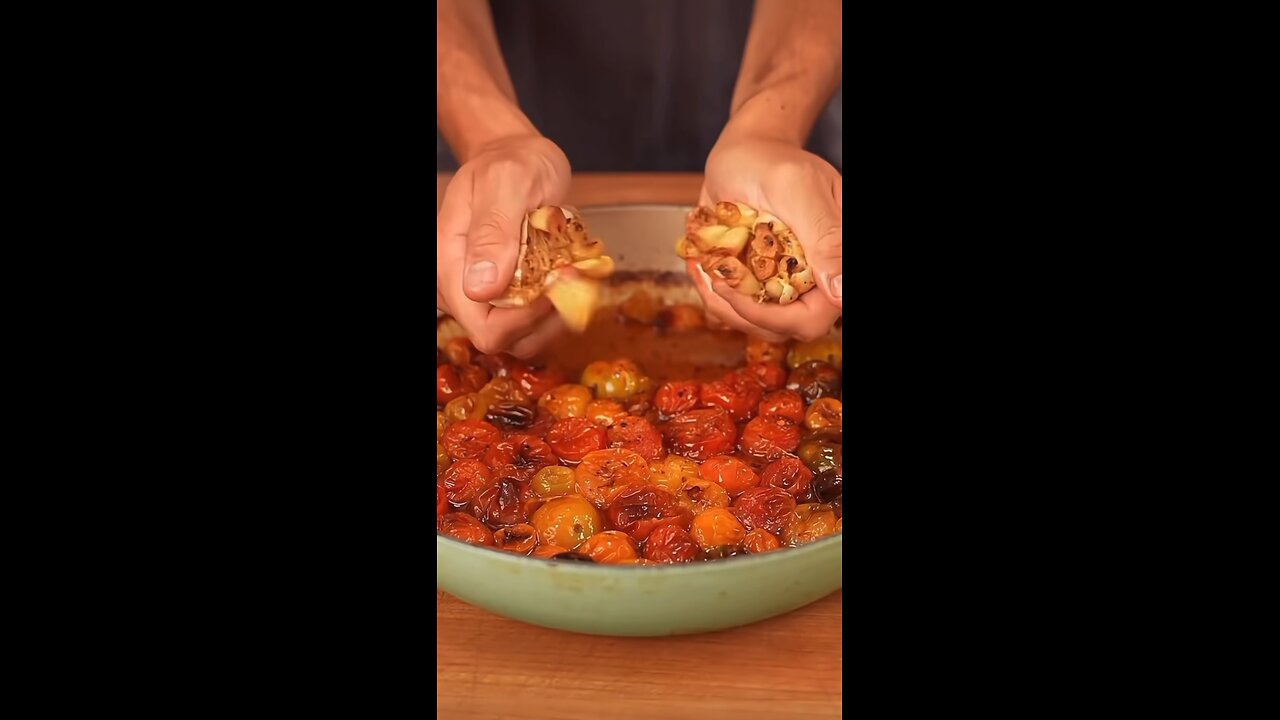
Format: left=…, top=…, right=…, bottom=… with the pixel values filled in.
left=436, top=0, right=842, bottom=173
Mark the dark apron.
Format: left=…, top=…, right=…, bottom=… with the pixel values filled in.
left=437, top=0, right=841, bottom=173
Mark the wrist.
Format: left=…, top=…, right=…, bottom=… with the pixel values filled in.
left=718, top=94, right=812, bottom=148
left=439, top=88, right=539, bottom=163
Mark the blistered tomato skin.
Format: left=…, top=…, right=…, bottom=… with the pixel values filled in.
left=473, top=476, right=529, bottom=527
left=494, top=523, right=539, bottom=555
left=437, top=364, right=488, bottom=406
left=743, top=527, right=782, bottom=553
left=698, top=455, right=761, bottom=498
left=677, top=478, right=731, bottom=514
left=785, top=503, right=839, bottom=546
left=442, top=459, right=492, bottom=508
left=574, top=448, right=651, bottom=508
left=585, top=399, right=629, bottom=427
left=787, top=361, right=842, bottom=403
left=531, top=465, right=576, bottom=498
left=442, top=419, right=503, bottom=460
left=642, top=525, right=700, bottom=563
left=798, top=440, right=842, bottom=475
left=699, top=375, right=761, bottom=423
left=539, top=384, right=593, bottom=419
left=731, top=487, right=798, bottom=537
left=690, top=508, right=747, bottom=549
left=514, top=366, right=567, bottom=403
left=742, top=362, right=788, bottom=391
left=444, top=392, right=492, bottom=423
left=664, top=407, right=737, bottom=461
left=577, top=530, right=640, bottom=564
left=606, top=483, right=693, bottom=542
left=439, top=512, right=495, bottom=546
left=607, top=416, right=665, bottom=461
left=761, top=456, right=814, bottom=499
left=436, top=481, right=448, bottom=517
left=531, top=496, right=601, bottom=550
left=738, top=416, right=801, bottom=459
left=437, top=442, right=451, bottom=477
left=483, top=434, right=559, bottom=481
left=758, top=389, right=806, bottom=423
left=804, top=398, right=843, bottom=431
left=649, top=456, right=701, bottom=494
left=546, top=418, right=608, bottom=464
left=654, top=381, right=700, bottom=418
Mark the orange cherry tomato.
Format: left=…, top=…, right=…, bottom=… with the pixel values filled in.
left=690, top=508, right=747, bottom=550
left=606, top=483, right=693, bottom=542
left=738, top=416, right=801, bottom=460
left=441, top=419, right=502, bottom=460
left=784, top=503, right=839, bottom=546
left=531, top=466, right=576, bottom=498
left=494, top=523, right=539, bottom=555
left=677, top=477, right=731, bottom=514
left=761, top=456, right=814, bottom=499
left=441, top=459, right=492, bottom=508
left=576, top=531, right=640, bottom=564
left=607, top=416, right=665, bottom=461
left=731, top=487, right=797, bottom=537
left=743, top=528, right=782, bottom=553
left=546, top=417, right=608, bottom=464
left=538, top=384, right=593, bottom=419
left=531, top=496, right=601, bottom=550
left=654, top=381, right=701, bottom=419
left=804, top=397, right=843, bottom=431
left=642, top=525, right=699, bottom=563
left=664, top=407, right=737, bottom=461
left=649, top=456, right=701, bottom=494
left=574, top=448, right=651, bottom=508
left=438, top=512, right=495, bottom=547
left=698, top=455, right=761, bottom=498
left=745, top=337, right=787, bottom=365
left=585, top=399, right=629, bottom=427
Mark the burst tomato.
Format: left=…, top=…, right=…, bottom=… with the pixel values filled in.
left=606, top=483, right=693, bottom=541
left=738, top=416, right=801, bottom=459
left=441, top=419, right=502, bottom=460
left=664, top=407, right=737, bottom=461
left=758, top=389, right=805, bottom=423
left=441, top=459, right=492, bottom=508
left=607, top=416, right=665, bottom=461
left=761, top=456, right=814, bottom=499
left=698, top=455, right=761, bottom=498
left=642, top=525, right=699, bottom=563
left=546, top=417, right=608, bottom=463
left=482, top=434, right=559, bottom=481
left=654, top=381, right=700, bottom=418
left=574, top=448, right=651, bottom=508
left=731, top=487, right=797, bottom=537
left=689, top=508, right=747, bottom=550
left=576, top=530, right=640, bottom=564
left=438, top=512, right=494, bottom=546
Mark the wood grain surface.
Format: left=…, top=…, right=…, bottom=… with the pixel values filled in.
left=436, top=173, right=843, bottom=720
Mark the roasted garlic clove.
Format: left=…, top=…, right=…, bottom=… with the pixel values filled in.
left=677, top=203, right=817, bottom=305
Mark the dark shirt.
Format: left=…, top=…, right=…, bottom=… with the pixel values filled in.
left=436, top=0, right=841, bottom=173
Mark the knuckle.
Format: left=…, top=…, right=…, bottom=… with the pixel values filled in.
left=469, top=333, right=504, bottom=355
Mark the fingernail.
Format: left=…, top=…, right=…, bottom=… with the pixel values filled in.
left=466, top=261, right=497, bottom=288
left=831, top=274, right=842, bottom=299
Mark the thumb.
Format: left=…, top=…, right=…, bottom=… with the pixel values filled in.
left=463, top=199, right=526, bottom=302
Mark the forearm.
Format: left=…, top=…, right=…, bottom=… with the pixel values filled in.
left=722, top=0, right=842, bottom=147
left=437, top=0, right=537, bottom=162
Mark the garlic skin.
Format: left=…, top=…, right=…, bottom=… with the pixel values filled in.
left=676, top=202, right=816, bottom=305
left=492, top=206, right=616, bottom=331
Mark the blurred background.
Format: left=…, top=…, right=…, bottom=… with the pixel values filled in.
left=436, top=0, right=841, bottom=173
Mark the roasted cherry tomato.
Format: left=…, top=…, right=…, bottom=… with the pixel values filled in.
left=483, top=434, right=559, bottom=481
left=607, top=416, right=665, bottom=461
left=441, top=459, right=492, bottom=508
left=741, top=362, right=788, bottom=391
left=438, top=512, right=494, bottom=546
left=606, top=483, right=693, bottom=542
left=797, top=439, right=842, bottom=475
left=761, top=456, right=814, bottom=499
left=787, top=360, right=841, bottom=403
left=585, top=399, right=629, bottom=427
left=690, top=508, right=747, bottom=550
left=811, top=467, right=843, bottom=505
left=642, top=525, right=700, bottom=563
left=437, top=364, right=488, bottom=406
left=738, top=416, right=801, bottom=459
left=473, top=476, right=529, bottom=527
left=441, top=419, right=502, bottom=460
left=581, top=359, right=654, bottom=401
left=677, top=477, right=731, bottom=514
left=699, top=373, right=762, bottom=422
left=577, top=530, right=640, bottom=564
left=526, top=409, right=558, bottom=438
left=743, top=528, right=782, bottom=553
left=649, top=456, right=701, bottom=494
left=436, top=480, right=448, bottom=517
left=531, top=465, right=576, bottom=498
left=746, top=337, right=787, bottom=365
left=698, top=455, right=762, bottom=498
left=443, top=392, right=492, bottom=423
left=731, top=487, right=798, bottom=537
left=513, top=365, right=567, bottom=403
left=786, top=339, right=842, bottom=369
left=493, top=523, right=539, bottom=555
left=546, top=417, right=608, bottom=464
left=758, top=389, right=805, bottom=423
left=664, top=407, right=737, bottom=461
left=784, top=503, right=839, bottom=546
left=654, top=381, right=701, bottom=419
left=531, top=495, right=601, bottom=550
left=804, top=398, right=843, bottom=432
left=475, top=352, right=528, bottom=378
left=574, top=448, right=651, bottom=508
left=531, top=544, right=570, bottom=559
left=478, top=376, right=532, bottom=407
left=538, top=384, right=593, bottom=419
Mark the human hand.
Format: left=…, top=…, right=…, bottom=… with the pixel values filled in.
left=436, top=135, right=572, bottom=357
left=691, top=137, right=842, bottom=342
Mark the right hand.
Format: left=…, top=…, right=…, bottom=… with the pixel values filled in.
left=437, top=135, right=572, bottom=358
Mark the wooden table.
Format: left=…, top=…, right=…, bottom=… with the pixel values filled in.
left=436, top=172, right=844, bottom=720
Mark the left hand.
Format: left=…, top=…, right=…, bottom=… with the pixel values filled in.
left=691, top=137, right=842, bottom=342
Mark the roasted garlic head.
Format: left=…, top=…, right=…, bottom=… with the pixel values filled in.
left=492, top=205, right=616, bottom=331
left=676, top=202, right=815, bottom=305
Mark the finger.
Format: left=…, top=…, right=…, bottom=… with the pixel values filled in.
left=685, top=260, right=788, bottom=343
left=464, top=175, right=529, bottom=303
left=448, top=295, right=556, bottom=356
left=776, top=170, right=843, bottom=308
left=508, top=311, right=567, bottom=360
left=712, top=280, right=840, bottom=342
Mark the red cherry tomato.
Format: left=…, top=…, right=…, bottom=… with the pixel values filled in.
left=761, top=456, right=814, bottom=499
left=606, top=483, right=694, bottom=542
left=742, top=362, right=788, bottom=391
left=607, top=416, right=665, bottom=461
left=757, top=389, right=805, bottom=423
left=698, top=455, right=762, bottom=498
left=664, top=407, right=738, bottom=461
left=473, top=476, right=530, bottom=527
left=738, top=416, right=801, bottom=459
left=513, top=365, right=568, bottom=402
left=441, top=459, right=492, bottom=508
left=731, top=487, right=797, bottom=537
left=438, top=512, right=495, bottom=546
left=546, top=417, right=608, bottom=463
left=441, top=419, right=502, bottom=460
left=436, top=364, right=489, bottom=406
left=699, top=373, right=762, bottom=423
left=482, top=434, right=559, bottom=481
left=642, top=525, right=700, bottom=563
left=654, top=381, right=700, bottom=418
